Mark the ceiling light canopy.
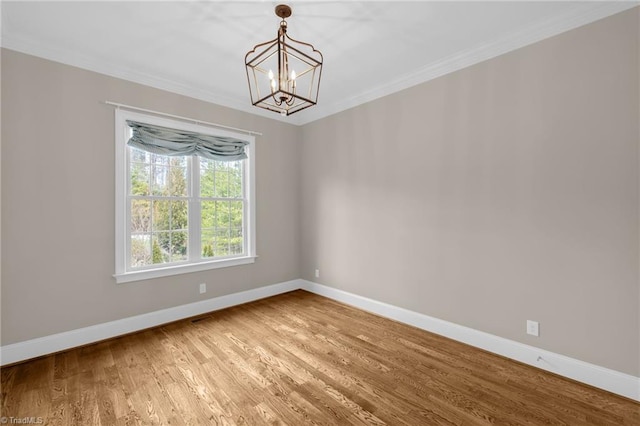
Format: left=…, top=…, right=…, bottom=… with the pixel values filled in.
left=245, top=4, right=323, bottom=117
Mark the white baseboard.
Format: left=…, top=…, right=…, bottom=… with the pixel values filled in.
left=0, top=279, right=302, bottom=367
left=2, top=278, right=638, bottom=402
left=300, top=280, right=640, bottom=402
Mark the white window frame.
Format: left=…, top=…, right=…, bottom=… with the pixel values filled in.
left=114, top=109, right=256, bottom=284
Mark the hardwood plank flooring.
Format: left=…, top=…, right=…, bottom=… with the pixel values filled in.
left=1, top=290, right=638, bottom=425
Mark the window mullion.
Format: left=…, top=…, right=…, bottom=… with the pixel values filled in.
left=242, top=158, right=249, bottom=256
left=189, top=156, right=201, bottom=261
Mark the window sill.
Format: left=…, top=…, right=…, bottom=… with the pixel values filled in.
left=114, top=256, right=257, bottom=284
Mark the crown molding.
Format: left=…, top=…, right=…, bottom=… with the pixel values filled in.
left=0, top=33, right=307, bottom=126
left=2, top=2, right=637, bottom=127
left=295, top=1, right=639, bottom=125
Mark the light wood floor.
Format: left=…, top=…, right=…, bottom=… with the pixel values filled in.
left=1, top=290, right=638, bottom=425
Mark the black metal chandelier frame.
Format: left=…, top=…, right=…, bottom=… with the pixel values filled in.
left=245, top=4, right=323, bottom=117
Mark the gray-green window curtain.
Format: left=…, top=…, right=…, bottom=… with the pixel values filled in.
left=126, top=120, right=249, bottom=162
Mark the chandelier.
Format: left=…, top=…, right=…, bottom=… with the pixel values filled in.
left=245, top=4, right=323, bottom=117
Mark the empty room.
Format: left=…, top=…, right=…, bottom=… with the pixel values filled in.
left=1, top=1, right=639, bottom=424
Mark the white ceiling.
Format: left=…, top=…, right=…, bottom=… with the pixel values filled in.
left=1, top=1, right=637, bottom=125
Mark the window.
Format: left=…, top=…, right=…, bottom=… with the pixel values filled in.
left=114, top=109, right=256, bottom=283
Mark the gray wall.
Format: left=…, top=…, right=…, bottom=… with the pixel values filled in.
left=300, top=9, right=639, bottom=375
left=2, top=8, right=639, bottom=378
left=1, top=49, right=301, bottom=345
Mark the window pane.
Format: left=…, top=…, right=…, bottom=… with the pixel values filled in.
left=153, top=200, right=171, bottom=231
left=167, top=158, right=188, bottom=196
left=216, top=201, right=231, bottom=229
left=228, top=161, right=243, bottom=198
left=154, top=232, right=170, bottom=264
left=230, top=228, right=243, bottom=255
left=170, top=200, right=188, bottom=231
left=131, top=200, right=151, bottom=233
left=152, top=153, right=170, bottom=167
left=200, top=160, right=214, bottom=198
left=171, top=231, right=188, bottom=262
left=152, top=165, right=169, bottom=196
left=201, top=200, right=216, bottom=230
left=130, top=163, right=150, bottom=196
left=130, top=147, right=150, bottom=164
left=199, top=159, right=242, bottom=199
left=215, top=228, right=230, bottom=256
left=171, top=156, right=187, bottom=168
left=214, top=162, right=229, bottom=198
left=230, top=201, right=243, bottom=228
left=131, top=234, right=151, bottom=267
left=201, top=230, right=215, bottom=258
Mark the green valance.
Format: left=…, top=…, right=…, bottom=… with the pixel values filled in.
left=127, top=120, right=249, bottom=162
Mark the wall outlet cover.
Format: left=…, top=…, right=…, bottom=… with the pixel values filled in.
left=527, top=320, right=539, bottom=337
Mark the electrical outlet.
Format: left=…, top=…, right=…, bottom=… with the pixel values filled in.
left=315, top=269, right=320, bottom=278
left=199, top=283, right=206, bottom=294
left=526, top=320, right=539, bottom=337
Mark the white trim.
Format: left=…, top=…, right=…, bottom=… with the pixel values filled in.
left=1, top=278, right=637, bottom=401
left=113, top=256, right=257, bottom=284
left=114, top=109, right=257, bottom=282
left=299, top=280, right=640, bottom=402
left=0, top=279, right=302, bottom=366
